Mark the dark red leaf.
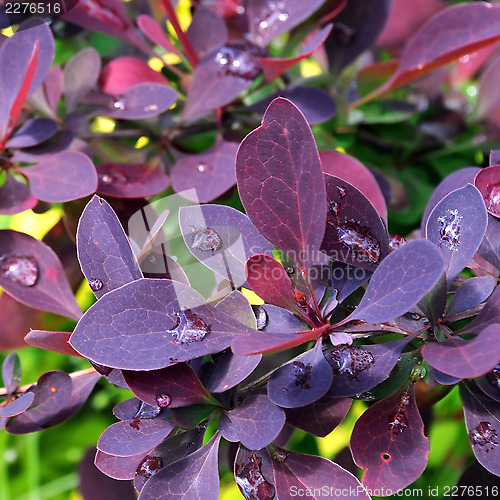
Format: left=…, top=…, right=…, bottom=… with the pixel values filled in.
left=446, top=276, right=496, bottom=317
left=425, top=184, right=487, bottom=286
left=1, top=353, right=21, bottom=395
left=220, top=394, right=285, bottom=449
left=5, top=118, right=58, bottom=149
left=187, top=9, right=228, bottom=57
left=94, top=449, right=147, bottom=481
left=24, top=330, right=83, bottom=357
left=236, top=97, right=326, bottom=271
left=171, top=141, right=239, bottom=202
left=475, top=166, right=500, bottom=219
left=0, top=230, right=81, bottom=320
left=350, top=385, right=430, bottom=491
left=0, top=174, right=37, bottom=215
left=0, top=392, right=35, bottom=418
left=137, top=14, right=180, bottom=56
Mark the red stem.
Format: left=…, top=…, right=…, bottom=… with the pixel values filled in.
left=160, top=0, right=199, bottom=68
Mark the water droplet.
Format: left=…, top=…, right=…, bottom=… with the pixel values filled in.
left=155, top=393, right=171, bottom=408
left=235, top=453, right=275, bottom=500
left=332, top=219, right=381, bottom=264
left=292, top=361, right=312, bottom=390
left=388, top=408, right=409, bottom=435
left=136, top=455, right=162, bottom=478
left=112, top=99, right=126, bottom=110
left=382, top=453, right=391, bottom=461
left=486, top=365, right=500, bottom=391
left=278, top=13, right=288, bottom=21
left=197, top=162, right=209, bottom=173
left=0, top=256, right=38, bottom=287
left=285, top=266, right=295, bottom=275
left=129, top=419, right=141, bottom=430
left=169, top=309, right=211, bottom=345
left=213, top=42, right=263, bottom=80
left=192, top=227, right=222, bottom=252
left=253, top=305, right=268, bottom=330
left=100, top=174, right=113, bottom=185
left=438, top=209, right=462, bottom=251
left=337, top=186, right=347, bottom=198
left=406, top=311, right=422, bottom=321
left=469, top=422, right=499, bottom=452
left=485, top=184, right=500, bottom=215
left=328, top=345, right=375, bottom=380
left=389, top=234, right=407, bottom=251
left=88, top=277, right=103, bottom=291
left=259, top=20, right=268, bottom=29
left=353, top=391, right=376, bottom=401
left=328, top=199, right=340, bottom=216
left=272, top=448, right=289, bottom=463
left=134, top=401, right=162, bottom=419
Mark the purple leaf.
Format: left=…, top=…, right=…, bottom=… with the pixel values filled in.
left=63, top=47, right=101, bottom=113
left=236, top=97, right=326, bottom=271
left=259, top=24, right=332, bottom=81
left=137, top=14, right=181, bottom=56
left=138, top=434, right=221, bottom=500
left=258, top=304, right=308, bottom=333
left=24, top=330, right=82, bottom=357
left=344, top=240, right=444, bottom=324
left=22, top=151, right=98, bottom=203
left=247, top=0, right=327, bottom=47
left=461, top=381, right=500, bottom=477
left=268, top=339, right=332, bottom=408
left=321, top=175, right=390, bottom=271
left=219, top=394, right=285, bottom=449
left=328, top=261, right=372, bottom=303
left=0, top=392, right=35, bottom=418
left=417, top=272, right=447, bottom=328
left=430, top=367, right=461, bottom=386
left=5, top=118, right=58, bottom=148
left=475, top=166, right=500, bottom=219
left=97, top=162, right=170, bottom=199
left=0, top=174, right=37, bottom=215
left=425, top=184, right=487, bottom=285
left=70, top=278, right=254, bottom=370
left=285, top=395, right=351, bottom=437
left=172, top=141, right=238, bottom=203
left=350, top=385, right=430, bottom=491
left=95, top=449, right=149, bottom=481
left=478, top=214, right=500, bottom=271
left=101, top=83, right=178, bottom=120
left=325, top=334, right=417, bottom=397
left=476, top=365, right=500, bottom=403
left=10, top=131, right=74, bottom=163
left=113, top=397, right=165, bottom=421
left=325, top=0, right=393, bottom=73
left=234, top=446, right=275, bottom=500
left=187, top=8, right=228, bottom=57
left=215, top=290, right=257, bottom=328
left=422, top=325, right=500, bottom=379
left=97, top=419, right=175, bottom=458
left=0, top=230, right=82, bottom=320
left=123, top=363, right=215, bottom=409
left=179, top=204, right=272, bottom=288
left=446, top=276, right=496, bottom=316
left=271, top=449, right=370, bottom=500
left=2, top=353, right=21, bottom=395
left=463, top=286, right=500, bottom=335
left=245, top=255, right=297, bottom=311
left=77, top=195, right=142, bottom=299
left=182, top=42, right=262, bottom=121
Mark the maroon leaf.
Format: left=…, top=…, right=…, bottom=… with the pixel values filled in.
left=137, top=14, right=180, bottom=56
left=320, top=151, right=387, bottom=221
left=219, top=394, right=285, bottom=449
left=21, top=151, right=98, bottom=203
left=0, top=230, right=81, bottom=320
left=461, top=381, right=500, bottom=477
left=446, top=276, right=496, bottom=317
left=475, top=166, right=500, bottom=219
left=236, top=97, right=326, bottom=271
left=0, top=174, right=37, bottom=215
left=422, top=325, right=500, bottom=379
left=187, top=8, right=228, bottom=57
left=0, top=392, right=35, bottom=418
left=97, top=419, right=175, bottom=458
left=138, top=434, right=221, bottom=500
left=285, top=395, right=351, bottom=437
left=425, top=184, right=487, bottom=286
left=94, top=449, right=147, bottom=481
left=271, top=449, right=369, bottom=500
left=70, top=278, right=254, bottom=370
left=123, top=363, right=215, bottom=409
left=268, top=339, right=332, bottom=408
left=343, top=240, right=444, bottom=324
left=350, top=385, right=430, bottom=491
left=1, top=353, right=21, bottom=395
left=171, top=141, right=239, bottom=202
left=321, top=175, right=390, bottom=271
left=247, top=0, right=327, bottom=47
left=5, top=118, right=58, bottom=149
left=234, top=446, right=275, bottom=500
left=259, top=24, right=332, bottom=81
left=24, top=330, right=82, bottom=357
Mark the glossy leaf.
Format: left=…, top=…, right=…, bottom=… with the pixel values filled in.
left=268, top=339, right=332, bottom=408
left=350, top=385, right=430, bottom=491
left=138, top=434, right=221, bottom=500
left=425, top=184, right=487, bottom=285
left=172, top=141, right=239, bottom=203
left=0, top=174, right=37, bottom=215
left=70, top=278, right=254, bottom=370
left=0, top=230, right=81, bottom=320
left=97, top=419, right=175, bottom=457
left=422, top=325, right=500, bottom=379
left=24, top=330, right=82, bottom=357
left=5, top=118, right=58, bottom=148
left=0, top=392, right=35, bottom=418
left=236, top=97, right=326, bottom=271
left=344, top=240, right=444, bottom=324
left=461, top=381, right=500, bottom=477
left=446, top=276, right=496, bottom=316
left=77, top=195, right=142, bottom=299
left=2, top=353, right=21, bottom=396
left=219, top=394, right=285, bottom=449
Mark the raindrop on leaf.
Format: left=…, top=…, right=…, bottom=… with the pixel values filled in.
left=235, top=453, right=275, bottom=500
left=136, top=455, right=162, bottom=478
left=155, top=393, right=171, bottom=408
left=0, top=256, right=38, bottom=287
left=328, top=345, right=374, bottom=380
left=485, top=184, right=500, bottom=215
left=169, top=309, right=211, bottom=345
left=469, top=421, right=499, bottom=452
left=438, top=209, right=462, bottom=251
left=192, top=227, right=222, bottom=252
left=88, top=278, right=103, bottom=291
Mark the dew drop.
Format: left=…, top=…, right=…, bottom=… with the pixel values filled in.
left=328, top=199, right=339, bottom=217
left=328, top=345, right=375, bottom=380
left=485, top=184, right=500, bottom=215
left=235, top=453, right=275, bottom=500
left=253, top=305, right=268, bottom=330
left=129, top=419, right=141, bottom=430
left=192, top=227, right=222, bottom=252
left=337, top=186, right=347, bottom=198
left=88, top=277, right=103, bottom=291
left=278, top=13, right=288, bottom=21
left=112, top=99, right=126, bottom=110
left=100, top=174, right=113, bottom=185
left=486, top=365, right=500, bottom=391
left=169, top=309, right=211, bottom=345
left=155, top=393, right=171, bottom=408
left=285, top=266, right=295, bottom=275
left=259, top=20, right=268, bottom=29
left=272, top=448, right=289, bottom=463
left=197, top=162, right=209, bottom=173
left=0, top=256, right=38, bottom=287
left=469, top=421, right=499, bottom=452
left=292, top=361, right=312, bottom=390
left=134, top=401, right=162, bottom=419
left=388, top=408, right=409, bottom=435
left=353, top=391, right=376, bottom=401
left=332, top=219, right=381, bottom=264
left=389, top=234, right=407, bottom=251
left=438, top=209, right=462, bottom=251
left=213, top=42, right=263, bottom=80
left=136, top=455, right=162, bottom=478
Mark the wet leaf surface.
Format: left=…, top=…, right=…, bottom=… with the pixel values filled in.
left=234, top=446, right=275, bottom=500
